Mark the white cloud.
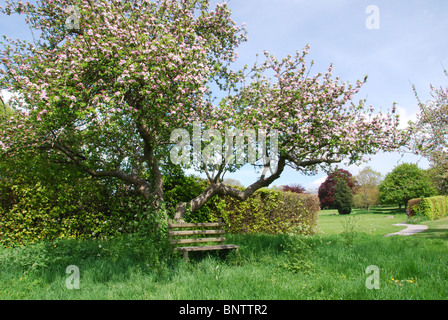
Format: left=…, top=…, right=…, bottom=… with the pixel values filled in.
left=308, top=176, right=326, bottom=190
left=396, top=105, right=418, bottom=129
left=0, top=89, right=13, bottom=104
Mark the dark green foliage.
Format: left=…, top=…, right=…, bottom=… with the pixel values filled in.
left=162, top=170, right=219, bottom=223
left=427, top=165, right=448, bottom=196
left=318, top=169, right=355, bottom=209
left=334, top=179, right=353, bottom=215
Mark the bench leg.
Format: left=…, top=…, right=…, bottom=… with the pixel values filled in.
left=183, top=251, right=189, bottom=263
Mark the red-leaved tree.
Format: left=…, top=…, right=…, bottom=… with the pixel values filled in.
left=318, top=169, right=355, bottom=209
left=282, top=184, right=307, bottom=194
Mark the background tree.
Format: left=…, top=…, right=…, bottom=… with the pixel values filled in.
left=411, top=69, right=448, bottom=195
left=1, top=0, right=408, bottom=224
left=426, top=167, right=448, bottom=195
left=378, top=163, right=437, bottom=208
left=353, top=166, right=382, bottom=212
left=334, top=179, right=353, bottom=215
left=222, top=178, right=243, bottom=187
left=282, top=183, right=307, bottom=194
left=318, top=169, right=355, bottom=209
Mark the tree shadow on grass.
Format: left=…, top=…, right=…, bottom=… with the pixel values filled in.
left=415, top=228, right=448, bottom=241
left=355, top=206, right=407, bottom=215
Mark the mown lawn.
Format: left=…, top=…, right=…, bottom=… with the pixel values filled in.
left=416, top=216, right=448, bottom=241
left=317, top=206, right=408, bottom=235
left=1, top=207, right=447, bottom=300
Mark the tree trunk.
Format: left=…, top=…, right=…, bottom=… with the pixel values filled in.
left=173, top=156, right=287, bottom=221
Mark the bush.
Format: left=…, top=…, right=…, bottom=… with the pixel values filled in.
left=318, top=169, right=355, bottom=209
left=282, top=184, right=306, bottom=194
left=421, top=196, right=448, bottom=220
left=209, top=188, right=320, bottom=235
left=163, top=173, right=221, bottom=223
left=0, top=176, right=156, bottom=246
left=406, top=196, right=448, bottom=220
left=334, top=180, right=353, bottom=215
left=406, top=198, right=423, bottom=217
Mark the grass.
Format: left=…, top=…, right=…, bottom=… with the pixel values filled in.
left=1, top=206, right=447, bottom=300
left=318, top=206, right=408, bottom=235
left=415, top=216, right=448, bottom=241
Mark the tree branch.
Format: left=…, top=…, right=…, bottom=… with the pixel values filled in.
left=284, top=154, right=341, bottom=168
left=50, top=141, right=153, bottom=199
left=174, top=156, right=286, bottom=220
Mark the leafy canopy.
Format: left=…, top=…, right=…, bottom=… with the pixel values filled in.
left=1, top=0, right=409, bottom=218
left=379, top=163, right=437, bottom=208
left=334, top=179, right=353, bottom=215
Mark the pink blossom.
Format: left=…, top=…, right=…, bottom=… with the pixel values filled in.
left=39, top=90, right=48, bottom=100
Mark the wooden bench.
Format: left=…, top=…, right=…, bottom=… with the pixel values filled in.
left=168, top=218, right=239, bottom=262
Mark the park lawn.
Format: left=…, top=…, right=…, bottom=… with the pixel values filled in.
left=1, top=206, right=447, bottom=300
left=1, top=232, right=447, bottom=300
left=415, top=216, right=448, bottom=241
left=317, top=206, right=409, bottom=235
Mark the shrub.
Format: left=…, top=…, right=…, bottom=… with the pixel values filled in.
left=318, top=169, right=355, bottom=209
left=406, top=198, right=423, bottom=217
left=282, top=184, right=306, bottom=194
left=334, top=180, right=353, bottom=215
left=163, top=173, right=217, bottom=223
left=210, top=188, right=320, bottom=235
left=421, top=196, right=448, bottom=220
left=406, top=196, right=448, bottom=220
left=0, top=177, right=153, bottom=246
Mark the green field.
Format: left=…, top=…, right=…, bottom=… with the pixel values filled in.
left=318, top=206, right=408, bottom=235
left=1, top=207, right=447, bottom=300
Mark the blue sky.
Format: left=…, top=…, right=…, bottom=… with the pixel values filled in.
left=218, top=0, right=448, bottom=190
left=1, top=0, right=447, bottom=191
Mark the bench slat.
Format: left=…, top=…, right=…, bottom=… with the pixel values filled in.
left=168, top=229, right=225, bottom=237
left=168, top=218, right=238, bottom=262
left=176, top=244, right=239, bottom=252
left=170, top=237, right=226, bottom=245
left=168, top=222, right=225, bottom=228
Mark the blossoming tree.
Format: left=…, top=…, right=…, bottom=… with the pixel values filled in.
left=1, top=0, right=408, bottom=221
left=411, top=70, right=448, bottom=193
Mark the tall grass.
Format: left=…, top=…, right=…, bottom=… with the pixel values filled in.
left=1, top=231, right=447, bottom=300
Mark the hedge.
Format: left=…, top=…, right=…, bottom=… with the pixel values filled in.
left=406, top=196, right=448, bottom=220
left=1, top=172, right=321, bottom=246
left=0, top=178, right=157, bottom=246
left=209, top=188, right=320, bottom=235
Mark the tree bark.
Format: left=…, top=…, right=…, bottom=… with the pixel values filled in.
left=173, top=152, right=343, bottom=221
left=173, top=156, right=287, bottom=221
left=52, top=141, right=155, bottom=199
left=135, top=119, right=164, bottom=204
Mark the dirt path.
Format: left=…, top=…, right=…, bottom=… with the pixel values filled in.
left=384, top=222, right=428, bottom=237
